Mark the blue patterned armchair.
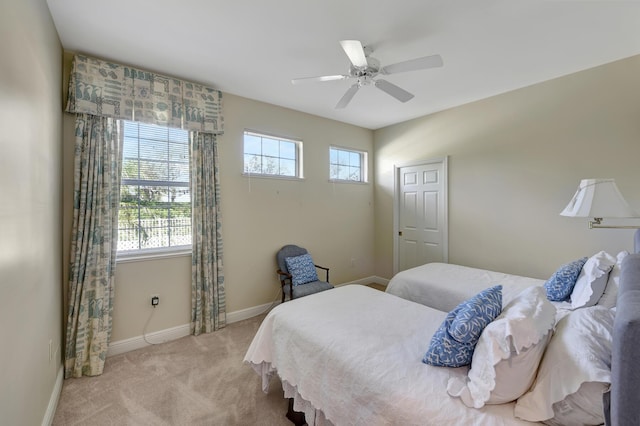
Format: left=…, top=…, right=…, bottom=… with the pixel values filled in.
left=276, top=245, right=333, bottom=302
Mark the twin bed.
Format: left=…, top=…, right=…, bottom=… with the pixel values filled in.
left=245, top=239, right=640, bottom=425
left=385, top=261, right=550, bottom=312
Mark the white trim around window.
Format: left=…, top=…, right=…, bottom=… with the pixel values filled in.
left=243, top=130, right=304, bottom=179
left=116, top=246, right=192, bottom=263
left=118, top=120, right=193, bottom=259
left=329, top=145, right=368, bottom=183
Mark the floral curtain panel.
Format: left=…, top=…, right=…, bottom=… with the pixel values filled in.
left=66, top=54, right=224, bottom=135
left=65, top=114, right=122, bottom=378
left=190, top=132, right=226, bottom=334
left=65, top=55, right=226, bottom=378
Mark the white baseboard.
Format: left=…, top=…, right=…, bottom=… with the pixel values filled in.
left=371, top=275, right=390, bottom=286
left=42, top=365, right=63, bottom=426
left=336, top=275, right=389, bottom=287
left=107, top=323, right=191, bottom=357
left=227, top=300, right=279, bottom=323
left=107, top=301, right=279, bottom=357
left=106, top=277, right=389, bottom=357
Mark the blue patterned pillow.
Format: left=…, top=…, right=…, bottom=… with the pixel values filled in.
left=544, top=257, right=588, bottom=301
left=285, top=254, right=319, bottom=286
left=423, top=285, right=503, bottom=367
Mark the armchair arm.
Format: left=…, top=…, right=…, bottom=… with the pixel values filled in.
left=277, top=269, right=292, bottom=280
left=277, top=269, right=294, bottom=302
left=314, top=265, right=330, bottom=283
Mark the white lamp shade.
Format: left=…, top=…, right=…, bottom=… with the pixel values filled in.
left=560, top=179, right=638, bottom=218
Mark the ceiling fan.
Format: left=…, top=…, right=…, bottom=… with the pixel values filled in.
left=291, top=40, right=443, bottom=109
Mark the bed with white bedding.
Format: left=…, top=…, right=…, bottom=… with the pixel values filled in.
left=245, top=247, right=640, bottom=425
left=385, top=262, right=548, bottom=312
left=245, top=285, right=537, bottom=425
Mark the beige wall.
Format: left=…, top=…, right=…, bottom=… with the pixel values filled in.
left=219, top=94, right=374, bottom=312
left=0, top=0, right=63, bottom=424
left=374, top=55, right=640, bottom=280
left=61, top=69, right=375, bottom=341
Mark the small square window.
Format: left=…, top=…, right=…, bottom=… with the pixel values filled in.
left=243, top=131, right=302, bottom=178
left=329, top=146, right=367, bottom=183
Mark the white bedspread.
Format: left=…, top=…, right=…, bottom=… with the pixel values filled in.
left=244, top=285, right=539, bottom=426
left=386, top=263, right=549, bottom=312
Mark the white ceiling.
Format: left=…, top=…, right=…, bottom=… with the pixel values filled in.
left=46, top=0, right=640, bottom=130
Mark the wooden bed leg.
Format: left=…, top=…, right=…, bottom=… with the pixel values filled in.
left=286, top=398, right=306, bottom=425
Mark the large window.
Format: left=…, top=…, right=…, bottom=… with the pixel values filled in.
left=243, top=131, right=302, bottom=178
left=329, top=146, right=367, bottom=183
left=118, top=121, right=191, bottom=254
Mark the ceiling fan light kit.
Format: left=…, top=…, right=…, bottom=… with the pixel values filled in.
left=291, top=39, right=443, bottom=109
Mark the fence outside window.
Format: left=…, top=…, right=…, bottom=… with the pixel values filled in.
left=118, top=217, right=191, bottom=251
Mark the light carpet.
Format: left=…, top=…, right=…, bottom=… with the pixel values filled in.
left=52, top=314, right=290, bottom=426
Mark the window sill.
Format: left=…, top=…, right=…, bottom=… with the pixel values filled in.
left=328, top=179, right=368, bottom=185
left=242, top=173, right=304, bottom=181
left=116, top=247, right=192, bottom=263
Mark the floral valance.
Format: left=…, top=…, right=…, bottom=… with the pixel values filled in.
left=66, top=54, right=224, bottom=135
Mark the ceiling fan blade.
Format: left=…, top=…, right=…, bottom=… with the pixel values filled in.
left=291, top=75, right=349, bottom=85
left=339, top=40, right=368, bottom=68
left=374, top=79, right=414, bottom=103
left=335, top=84, right=360, bottom=109
left=381, top=54, right=443, bottom=75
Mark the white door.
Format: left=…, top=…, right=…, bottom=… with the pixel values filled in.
left=395, top=158, right=448, bottom=273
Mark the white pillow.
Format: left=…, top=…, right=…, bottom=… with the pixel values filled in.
left=514, top=306, right=614, bottom=424
left=544, top=382, right=609, bottom=426
left=597, top=251, right=629, bottom=309
left=446, top=286, right=556, bottom=408
left=570, top=251, right=615, bottom=309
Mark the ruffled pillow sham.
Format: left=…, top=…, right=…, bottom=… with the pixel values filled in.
left=446, top=286, right=556, bottom=408
left=569, top=251, right=615, bottom=309
left=514, top=306, right=614, bottom=425
left=597, top=251, right=629, bottom=308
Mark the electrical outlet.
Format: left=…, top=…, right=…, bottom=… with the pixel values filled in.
left=350, top=257, right=356, bottom=267
left=49, top=339, right=53, bottom=362
left=151, top=294, right=160, bottom=307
